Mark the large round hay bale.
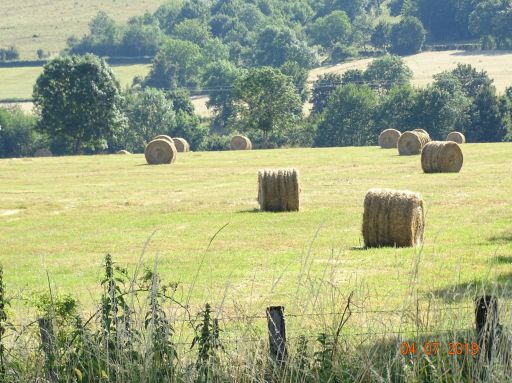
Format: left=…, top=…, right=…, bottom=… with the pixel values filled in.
left=398, top=131, right=431, bottom=155
left=116, top=150, right=131, bottom=155
left=172, top=137, right=190, bottom=152
left=362, top=188, right=424, bottom=248
left=34, top=148, right=52, bottom=157
left=413, top=129, right=430, bottom=138
left=230, top=135, right=252, bottom=150
left=258, top=169, right=300, bottom=212
left=446, top=131, right=466, bottom=144
left=421, top=141, right=463, bottom=173
left=378, top=129, right=401, bottom=149
left=144, top=139, right=177, bottom=165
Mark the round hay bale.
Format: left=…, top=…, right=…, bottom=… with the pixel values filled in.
left=398, top=131, right=431, bottom=155
left=172, top=137, right=190, bottom=152
left=421, top=141, right=463, bottom=173
left=144, top=139, right=177, bottom=165
left=258, top=169, right=300, bottom=212
left=116, top=150, right=131, bottom=155
left=34, top=148, right=52, bottom=157
left=362, top=188, right=424, bottom=248
left=153, top=134, right=173, bottom=144
left=413, top=129, right=430, bottom=137
left=446, top=131, right=466, bottom=144
left=378, top=129, right=401, bottom=149
left=230, top=135, right=252, bottom=150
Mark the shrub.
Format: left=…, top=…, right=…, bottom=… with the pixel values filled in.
left=390, top=17, right=426, bottom=55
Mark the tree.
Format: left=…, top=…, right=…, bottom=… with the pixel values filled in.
left=202, top=60, right=243, bottom=133
left=120, top=23, right=164, bottom=56
left=364, top=55, right=413, bottom=91
left=33, top=55, right=126, bottom=154
left=390, top=16, right=426, bottom=55
left=0, top=107, right=43, bottom=158
left=309, top=10, right=352, bottom=49
left=377, top=85, right=417, bottom=131
left=280, top=61, right=309, bottom=102
left=315, top=84, right=378, bottom=147
left=448, top=64, right=494, bottom=99
left=371, top=22, right=391, bottom=50
left=232, top=67, right=303, bottom=147
left=311, top=73, right=343, bottom=115
left=319, top=0, right=369, bottom=20
left=144, top=39, right=204, bottom=90
left=254, top=25, right=317, bottom=68
left=118, top=88, right=176, bottom=152
left=172, top=19, right=212, bottom=47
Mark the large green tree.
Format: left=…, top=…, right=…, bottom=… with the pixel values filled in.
left=309, top=10, right=352, bottom=49
left=232, top=67, right=303, bottom=147
left=390, top=16, right=426, bottom=55
left=364, top=55, right=413, bottom=91
left=315, top=84, right=378, bottom=147
left=33, top=55, right=126, bottom=154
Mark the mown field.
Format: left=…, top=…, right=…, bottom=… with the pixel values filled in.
left=1, top=144, right=511, bottom=332
left=0, top=0, right=164, bottom=59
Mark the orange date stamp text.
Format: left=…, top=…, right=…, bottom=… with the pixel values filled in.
left=400, top=341, right=479, bottom=356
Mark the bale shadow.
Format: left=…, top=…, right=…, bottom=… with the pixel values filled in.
left=237, top=208, right=260, bottom=214
left=430, top=273, right=512, bottom=303
left=488, top=232, right=512, bottom=245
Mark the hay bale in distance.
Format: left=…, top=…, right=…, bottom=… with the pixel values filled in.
left=34, top=148, right=52, bottom=157
left=144, top=139, right=177, bottom=165
left=153, top=135, right=174, bottom=144
left=173, top=137, right=190, bottom=152
left=362, top=188, right=425, bottom=248
left=446, top=131, right=466, bottom=144
left=378, top=129, right=401, bottom=149
left=116, top=150, right=131, bottom=155
left=421, top=141, right=463, bottom=173
left=258, top=169, right=300, bottom=212
left=413, top=129, right=430, bottom=138
left=230, top=135, right=252, bottom=150
left=398, top=131, right=431, bottom=155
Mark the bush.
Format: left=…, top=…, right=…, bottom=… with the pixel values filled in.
left=0, top=107, right=45, bottom=158
left=390, top=17, right=426, bottom=55
left=330, top=43, right=358, bottom=63
left=202, top=134, right=231, bottom=151
left=0, top=46, right=19, bottom=61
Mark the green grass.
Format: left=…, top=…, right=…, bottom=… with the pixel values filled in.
left=1, top=144, right=511, bottom=324
left=0, top=64, right=151, bottom=99
left=0, top=0, right=164, bottom=59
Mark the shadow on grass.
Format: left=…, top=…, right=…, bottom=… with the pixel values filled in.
left=238, top=208, right=260, bottom=214
left=492, top=256, right=512, bottom=265
left=429, top=273, right=512, bottom=303
left=488, top=232, right=512, bottom=245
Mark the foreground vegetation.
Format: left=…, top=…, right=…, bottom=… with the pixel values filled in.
left=0, top=144, right=511, bottom=381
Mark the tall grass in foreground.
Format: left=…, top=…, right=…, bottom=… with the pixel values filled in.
left=0, top=243, right=511, bottom=382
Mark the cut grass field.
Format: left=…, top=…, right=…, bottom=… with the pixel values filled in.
left=1, top=144, right=511, bottom=331
left=0, top=0, right=164, bottom=59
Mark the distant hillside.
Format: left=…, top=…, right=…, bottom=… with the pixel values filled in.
left=0, top=0, right=164, bottom=59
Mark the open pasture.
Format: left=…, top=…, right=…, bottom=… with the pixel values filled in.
left=1, top=144, right=511, bottom=330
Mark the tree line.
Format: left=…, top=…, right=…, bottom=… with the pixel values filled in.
left=0, top=54, right=510, bottom=158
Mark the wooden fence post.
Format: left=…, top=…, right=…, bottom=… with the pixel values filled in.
left=475, top=295, right=499, bottom=363
left=266, top=306, right=288, bottom=364
left=38, top=317, right=58, bottom=382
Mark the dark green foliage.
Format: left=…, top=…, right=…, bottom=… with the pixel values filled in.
left=144, top=39, right=204, bottom=90
left=120, top=22, right=165, bottom=56
left=470, top=1, right=512, bottom=48
left=280, top=60, right=310, bottom=102
left=33, top=54, right=127, bottom=154
left=371, top=22, right=392, bottom=50
left=231, top=66, right=303, bottom=147
left=390, top=16, right=426, bottom=55
left=330, top=43, right=358, bottom=63
left=0, top=107, right=44, bottom=158
left=309, top=10, right=352, bottom=49
left=388, top=0, right=405, bottom=17
left=364, top=55, right=413, bottom=91
left=311, top=73, right=343, bottom=115
left=315, top=84, right=378, bottom=147
left=377, top=85, right=418, bottom=131
left=0, top=46, right=19, bottom=61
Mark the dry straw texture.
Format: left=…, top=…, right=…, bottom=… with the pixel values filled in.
left=378, top=129, right=402, bottom=149
left=144, top=139, right=177, bottom=165
left=258, top=169, right=300, bottom=212
left=153, top=135, right=174, bottom=145
left=116, top=150, right=131, bottom=155
left=362, top=188, right=425, bottom=248
left=446, top=131, right=466, bottom=144
left=398, top=131, right=431, bottom=155
left=421, top=141, right=463, bottom=173
left=413, top=129, right=430, bottom=138
left=173, top=137, right=190, bottom=152
left=230, top=135, right=252, bottom=150
left=34, top=148, right=52, bottom=157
